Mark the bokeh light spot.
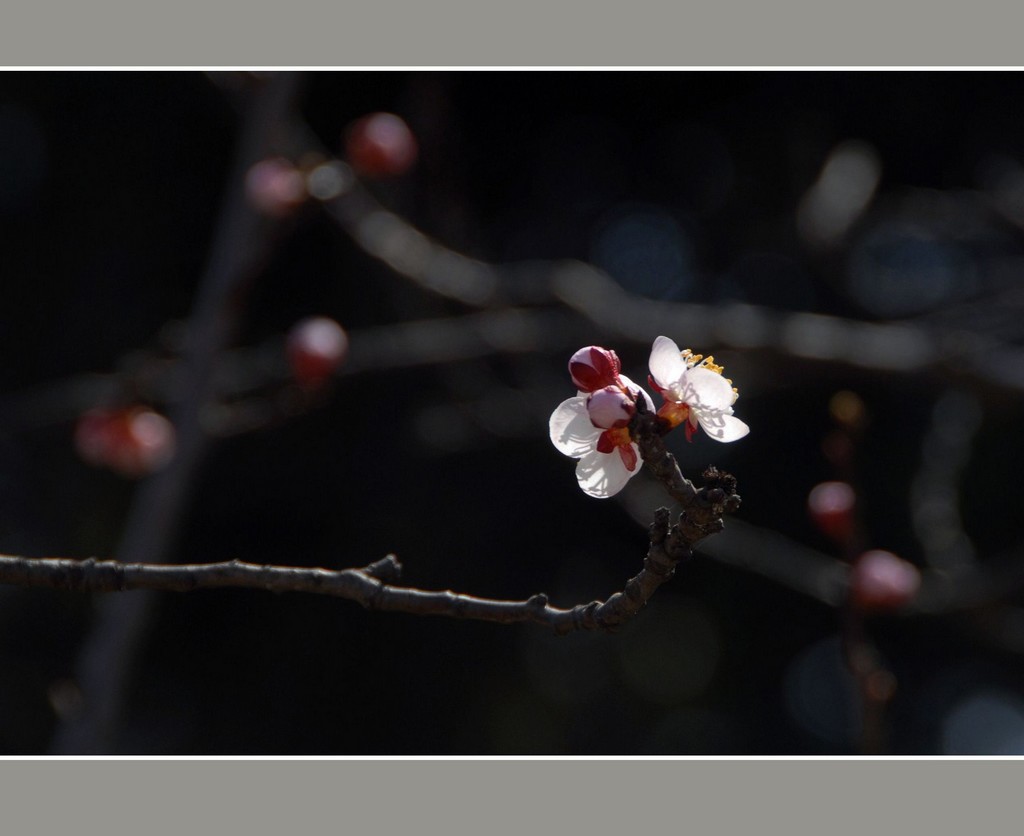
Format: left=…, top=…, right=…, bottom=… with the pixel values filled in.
left=847, top=222, right=979, bottom=317
left=591, top=206, right=695, bottom=300
left=942, top=691, right=1024, bottom=755
left=784, top=636, right=860, bottom=747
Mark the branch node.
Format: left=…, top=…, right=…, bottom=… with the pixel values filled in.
left=649, top=507, right=671, bottom=543
left=363, top=554, right=403, bottom=582
left=571, top=600, right=600, bottom=630
left=365, top=579, right=387, bottom=611
left=624, top=578, right=644, bottom=602
left=527, top=593, right=549, bottom=610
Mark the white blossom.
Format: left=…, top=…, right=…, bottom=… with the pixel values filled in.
left=549, top=374, right=654, bottom=498
left=648, top=335, right=749, bottom=443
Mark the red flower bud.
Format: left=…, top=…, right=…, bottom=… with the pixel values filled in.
left=74, top=407, right=175, bottom=478
left=345, top=113, right=418, bottom=179
left=287, top=316, right=349, bottom=388
left=808, top=481, right=856, bottom=544
left=568, top=346, right=622, bottom=392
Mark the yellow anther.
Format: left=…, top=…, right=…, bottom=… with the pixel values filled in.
left=682, top=346, right=729, bottom=378
left=705, top=357, right=725, bottom=375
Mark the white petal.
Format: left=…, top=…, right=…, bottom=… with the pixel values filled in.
left=700, top=414, right=750, bottom=443
left=575, top=448, right=637, bottom=498
left=648, top=336, right=687, bottom=392
left=549, top=397, right=598, bottom=457
left=619, top=373, right=655, bottom=412
left=677, top=367, right=749, bottom=442
left=682, top=366, right=736, bottom=412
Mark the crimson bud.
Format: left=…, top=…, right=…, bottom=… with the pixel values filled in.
left=287, top=316, right=349, bottom=388
left=568, top=346, right=622, bottom=392
left=808, top=481, right=856, bottom=544
left=345, top=113, right=418, bottom=179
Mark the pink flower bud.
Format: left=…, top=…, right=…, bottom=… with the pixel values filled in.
left=808, top=481, right=856, bottom=544
left=287, top=316, right=349, bottom=388
left=74, top=407, right=175, bottom=478
left=245, top=157, right=307, bottom=217
left=345, top=113, right=418, bottom=179
left=569, top=346, right=622, bottom=392
left=586, top=386, right=636, bottom=429
left=849, top=550, right=921, bottom=612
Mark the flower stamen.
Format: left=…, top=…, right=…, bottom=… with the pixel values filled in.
left=681, top=348, right=726, bottom=376
left=682, top=349, right=739, bottom=397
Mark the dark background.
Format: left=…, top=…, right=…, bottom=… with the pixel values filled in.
left=2, top=71, right=1024, bottom=754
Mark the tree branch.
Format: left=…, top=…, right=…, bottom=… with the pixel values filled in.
left=0, top=446, right=741, bottom=635
left=630, top=394, right=742, bottom=541
left=0, top=506, right=685, bottom=635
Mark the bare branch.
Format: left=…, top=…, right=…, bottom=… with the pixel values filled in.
left=0, top=513, right=690, bottom=635
left=0, top=437, right=741, bottom=635
left=0, top=502, right=705, bottom=640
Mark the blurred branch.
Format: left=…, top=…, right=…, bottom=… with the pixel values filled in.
left=50, top=71, right=307, bottom=756
left=323, top=181, right=502, bottom=308
left=225, top=73, right=1024, bottom=394
left=911, top=388, right=982, bottom=572
left=695, top=518, right=851, bottom=607
left=0, top=309, right=582, bottom=432
left=318, top=157, right=1024, bottom=394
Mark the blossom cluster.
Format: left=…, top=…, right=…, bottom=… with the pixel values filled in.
left=549, top=337, right=749, bottom=498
